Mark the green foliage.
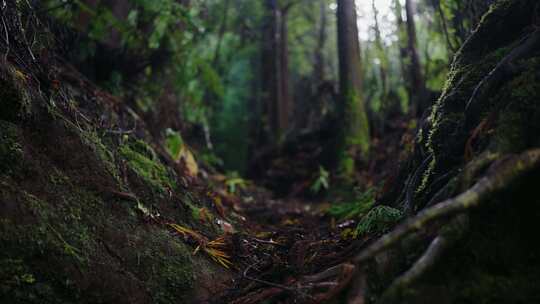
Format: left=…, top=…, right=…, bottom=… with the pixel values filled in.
left=311, top=166, right=330, bottom=194
left=225, top=172, right=247, bottom=194
left=165, top=128, right=184, bottom=161
left=328, top=188, right=376, bottom=220
left=354, top=205, right=402, bottom=237
left=41, top=0, right=458, bottom=174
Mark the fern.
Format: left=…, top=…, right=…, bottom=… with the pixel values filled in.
left=310, top=166, right=330, bottom=194
left=327, top=188, right=376, bottom=220
left=354, top=206, right=402, bottom=237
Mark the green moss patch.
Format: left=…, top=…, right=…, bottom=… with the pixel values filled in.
left=120, top=140, right=176, bottom=193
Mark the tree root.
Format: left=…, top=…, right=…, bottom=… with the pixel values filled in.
left=377, top=214, right=469, bottom=303
left=465, top=29, right=540, bottom=117
left=337, top=148, right=540, bottom=303
left=403, top=154, right=433, bottom=214
left=354, top=148, right=540, bottom=265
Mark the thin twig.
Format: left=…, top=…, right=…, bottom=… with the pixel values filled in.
left=251, top=238, right=285, bottom=247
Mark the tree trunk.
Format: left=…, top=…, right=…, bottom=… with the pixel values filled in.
left=261, top=0, right=292, bottom=143
left=314, top=0, right=327, bottom=85
left=336, top=0, right=370, bottom=175
left=404, top=0, right=428, bottom=116
left=261, top=0, right=282, bottom=143
left=278, top=6, right=291, bottom=134
left=372, top=0, right=389, bottom=105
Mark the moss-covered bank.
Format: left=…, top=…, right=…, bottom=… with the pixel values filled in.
left=0, top=6, right=230, bottom=303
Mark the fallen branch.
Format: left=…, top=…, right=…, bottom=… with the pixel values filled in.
left=353, top=148, right=540, bottom=265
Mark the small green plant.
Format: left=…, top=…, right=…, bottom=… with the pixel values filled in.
left=354, top=206, right=402, bottom=237
left=225, top=171, right=246, bottom=194
left=328, top=188, right=376, bottom=220
left=165, top=128, right=184, bottom=161
left=310, top=166, right=330, bottom=194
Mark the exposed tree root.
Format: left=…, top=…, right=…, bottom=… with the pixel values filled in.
left=353, top=148, right=540, bottom=266
left=465, top=29, right=540, bottom=116
left=378, top=214, right=469, bottom=303
left=404, top=154, right=433, bottom=214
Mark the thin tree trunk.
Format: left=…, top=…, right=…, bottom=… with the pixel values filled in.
left=212, top=0, right=230, bottom=66
left=405, top=0, right=427, bottom=116
left=314, top=0, right=327, bottom=85
left=278, top=6, right=291, bottom=134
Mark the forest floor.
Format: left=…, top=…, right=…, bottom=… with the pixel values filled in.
left=207, top=119, right=414, bottom=303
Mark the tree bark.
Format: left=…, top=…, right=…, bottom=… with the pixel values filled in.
left=372, top=0, right=389, bottom=104
left=314, top=0, right=327, bottom=85
left=278, top=6, right=292, bottom=134
left=404, top=0, right=428, bottom=116
left=336, top=0, right=370, bottom=175
left=261, top=0, right=292, bottom=143
left=261, top=0, right=282, bottom=143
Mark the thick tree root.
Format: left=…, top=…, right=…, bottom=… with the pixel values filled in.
left=465, top=29, right=540, bottom=116
left=377, top=214, right=469, bottom=303
left=354, top=148, right=540, bottom=265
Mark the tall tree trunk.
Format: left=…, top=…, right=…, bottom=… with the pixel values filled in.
left=405, top=0, right=427, bottom=116
left=314, top=0, right=327, bottom=85
left=336, top=0, right=370, bottom=175
left=261, top=0, right=283, bottom=143
left=261, top=0, right=293, bottom=144
left=278, top=6, right=291, bottom=134
left=395, top=0, right=410, bottom=102
left=372, top=0, right=389, bottom=105
left=213, top=0, right=230, bottom=66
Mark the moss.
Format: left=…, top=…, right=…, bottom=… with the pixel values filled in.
left=0, top=258, right=59, bottom=303
left=0, top=120, right=24, bottom=174
left=338, top=89, right=370, bottom=176
left=345, top=89, right=370, bottom=156
left=0, top=185, right=86, bottom=303
left=119, top=140, right=175, bottom=193
left=488, top=58, right=540, bottom=153
left=415, top=156, right=436, bottom=196
left=454, top=0, right=532, bottom=66
left=490, top=111, right=527, bottom=153
left=1, top=170, right=196, bottom=303
left=83, top=129, right=123, bottom=186
left=46, top=106, right=124, bottom=188
left=128, top=229, right=195, bottom=304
